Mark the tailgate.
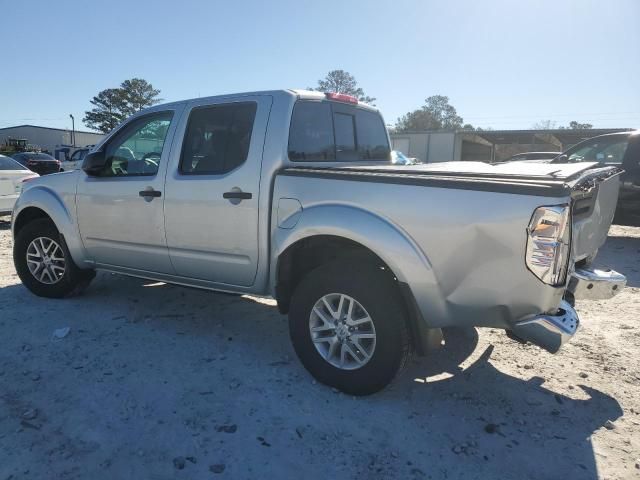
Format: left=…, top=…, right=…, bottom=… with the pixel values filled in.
left=570, top=167, right=623, bottom=261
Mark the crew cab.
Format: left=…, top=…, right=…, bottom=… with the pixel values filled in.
left=11, top=90, right=627, bottom=395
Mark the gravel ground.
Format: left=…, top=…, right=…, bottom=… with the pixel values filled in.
left=0, top=217, right=639, bottom=480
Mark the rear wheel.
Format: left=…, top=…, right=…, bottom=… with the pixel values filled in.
left=289, top=261, right=411, bottom=395
left=14, top=218, right=95, bottom=298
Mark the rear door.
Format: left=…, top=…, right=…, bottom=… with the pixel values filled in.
left=163, top=95, right=271, bottom=286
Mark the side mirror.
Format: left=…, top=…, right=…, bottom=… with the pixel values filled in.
left=555, top=154, right=568, bottom=163
left=82, top=151, right=107, bottom=176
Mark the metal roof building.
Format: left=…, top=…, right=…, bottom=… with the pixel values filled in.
left=390, top=128, right=634, bottom=163
left=0, top=125, right=104, bottom=160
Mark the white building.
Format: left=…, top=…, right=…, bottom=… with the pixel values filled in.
left=0, top=125, right=104, bottom=160
left=390, top=128, right=632, bottom=163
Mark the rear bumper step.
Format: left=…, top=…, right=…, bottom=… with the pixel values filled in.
left=510, top=300, right=579, bottom=353
left=568, top=266, right=626, bottom=300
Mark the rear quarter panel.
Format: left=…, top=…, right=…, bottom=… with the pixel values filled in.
left=273, top=173, right=568, bottom=329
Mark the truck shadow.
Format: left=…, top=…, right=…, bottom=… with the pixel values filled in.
left=396, top=328, right=622, bottom=479
left=0, top=275, right=624, bottom=479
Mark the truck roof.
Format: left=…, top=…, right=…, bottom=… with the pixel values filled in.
left=143, top=89, right=380, bottom=113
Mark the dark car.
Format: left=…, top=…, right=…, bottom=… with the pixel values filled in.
left=551, top=131, right=640, bottom=220
left=506, top=151, right=562, bottom=162
left=12, top=152, right=61, bottom=175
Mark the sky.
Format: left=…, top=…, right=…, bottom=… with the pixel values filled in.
left=1, top=0, right=639, bottom=132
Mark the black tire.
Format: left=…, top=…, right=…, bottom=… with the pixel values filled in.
left=13, top=218, right=96, bottom=298
left=289, top=261, right=412, bottom=395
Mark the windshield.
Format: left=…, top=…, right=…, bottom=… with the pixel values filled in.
left=554, top=135, right=629, bottom=164
left=0, top=155, right=27, bottom=170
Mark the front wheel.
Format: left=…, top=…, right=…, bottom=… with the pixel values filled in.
left=14, top=218, right=95, bottom=298
left=289, top=261, right=412, bottom=395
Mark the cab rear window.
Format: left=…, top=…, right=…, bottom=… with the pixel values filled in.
left=288, top=101, right=390, bottom=162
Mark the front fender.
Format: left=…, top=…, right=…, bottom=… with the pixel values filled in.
left=13, top=185, right=89, bottom=267
left=271, top=204, right=448, bottom=327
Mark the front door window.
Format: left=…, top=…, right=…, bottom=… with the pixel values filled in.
left=99, top=113, right=173, bottom=177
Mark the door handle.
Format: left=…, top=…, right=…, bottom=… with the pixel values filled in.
left=223, top=191, right=252, bottom=200
left=139, top=189, right=162, bottom=198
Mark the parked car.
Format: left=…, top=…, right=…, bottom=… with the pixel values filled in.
left=550, top=131, right=640, bottom=220
left=0, top=155, right=38, bottom=215
left=504, top=151, right=562, bottom=162
left=11, top=90, right=626, bottom=395
left=61, top=147, right=91, bottom=171
left=391, top=150, right=419, bottom=165
left=12, top=152, right=61, bottom=175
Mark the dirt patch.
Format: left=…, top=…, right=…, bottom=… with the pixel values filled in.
left=0, top=218, right=638, bottom=479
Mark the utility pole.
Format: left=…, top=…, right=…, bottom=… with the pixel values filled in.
left=69, top=114, right=75, bottom=147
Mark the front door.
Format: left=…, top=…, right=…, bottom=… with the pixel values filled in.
left=76, top=107, right=183, bottom=273
left=163, top=95, right=271, bottom=287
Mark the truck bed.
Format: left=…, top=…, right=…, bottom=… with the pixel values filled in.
left=280, top=161, right=620, bottom=198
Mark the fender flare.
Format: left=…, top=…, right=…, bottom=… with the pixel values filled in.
left=271, top=204, right=447, bottom=327
left=13, top=186, right=89, bottom=267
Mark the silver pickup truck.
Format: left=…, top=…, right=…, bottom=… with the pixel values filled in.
left=11, top=90, right=626, bottom=395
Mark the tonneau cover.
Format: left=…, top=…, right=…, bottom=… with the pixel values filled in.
left=336, top=161, right=601, bottom=181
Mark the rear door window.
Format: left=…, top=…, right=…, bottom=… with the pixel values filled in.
left=180, top=102, right=257, bottom=174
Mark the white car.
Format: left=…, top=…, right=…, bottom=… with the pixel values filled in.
left=0, top=154, right=39, bottom=215
left=61, top=147, right=91, bottom=171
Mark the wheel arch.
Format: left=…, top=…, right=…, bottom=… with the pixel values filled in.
left=12, top=186, right=88, bottom=267
left=272, top=204, right=441, bottom=353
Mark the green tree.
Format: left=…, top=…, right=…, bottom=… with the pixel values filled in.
left=568, top=120, right=593, bottom=129
left=395, top=95, right=465, bottom=132
left=82, top=88, right=127, bottom=133
left=119, top=78, right=162, bottom=116
left=310, top=70, right=376, bottom=104
left=83, top=78, right=162, bottom=133
left=533, top=120, right=594, bottom=130
left=531, top=120, right=558, bottom=130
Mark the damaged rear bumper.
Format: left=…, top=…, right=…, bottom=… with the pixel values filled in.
left=567, top=266, right=626, bottom=300
left=511, top=300, right=579, bottom=353
left=509, top=266, right=626, bottom=353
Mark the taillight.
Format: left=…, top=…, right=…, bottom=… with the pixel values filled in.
left=525, top=205, right=571, bottom=286
left=325, top=92, right=358, bottom=104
